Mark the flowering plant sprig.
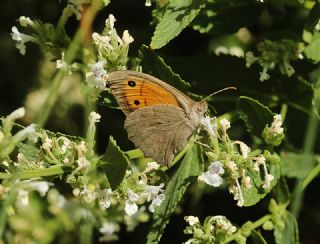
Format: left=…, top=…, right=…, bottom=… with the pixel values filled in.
left=184, top=215, right=237, bottom=243
left=0, top=108, right=166, bottom=241
left=199, top=116, right=280, bottom=207
left=245, top=39, right=304, bottom=81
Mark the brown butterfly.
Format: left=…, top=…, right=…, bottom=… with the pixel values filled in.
left=106, top=70, right=207, bottom=166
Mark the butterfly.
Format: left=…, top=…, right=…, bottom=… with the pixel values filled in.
left=106, top=70, right=208, bottom=167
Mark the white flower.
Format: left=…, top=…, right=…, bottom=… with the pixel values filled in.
left=106, top=14, right=116, bottom=32
left=212, top=216, right=237, bottom=234
left=99, top=222, right=120, bottom=238
left=125, top=200, right=138, bottom=216
left=92, top=32, right=113, bottom=50
left=145, top=0, right=152, bottom=6
left=11, top=26, right=27, bottom=55
left=77, top=157, right=90, bottom=169
left=149, top=194, right=165, bottom=212
left=80, top=185, right=98, bottom=203
left=270, top=114, right=284, bottom=134
left=125, top=189, right=140, bottom=216
left=198, top=161, right=224, bottom=187
left=122, top=30, right=134, bottom=45
left=144, top=162, right=160, bottom=173
left=226, top=161, right=238, bottom=172
left=56, top=52, right=68, bottom=69
left=242, top=175, right=251, bottom=190
left=14, top=124, right=37, bottom=142
left=19, top=16, right=33, bottom=27
left=237, top=141, right=250, bottom=159
left=144, top=183, right=165, bottom=212
left=220, top=118, right=231, bottom=131
left=29, top=181, right=52, bottom=196
left=58, top=137, right=71, bottom=154
left=215, top=46, right=229, bottom=56
left=78, top=140, right=87, bottom=153
left=89, top=111, right=101, bottom=123
left=42, top=136, right=53, bottom=151
left=17, top=189, right=29, bottom=206
left=229, top=47, right=244, bottom=57
left=8, top=107, right=25, bottom=121
left=201, top=116, right=217, bottom=138
left=86, top=61, right=107, bottom=90
left=185, top=216, right=200, bottom=226
left=98, top=188, right=113, bottom=209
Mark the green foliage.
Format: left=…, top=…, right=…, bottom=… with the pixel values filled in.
left=150, top=0, right=205, bottom=49
left=102, top=136, right=129, bottom=190
left=3, top=0, right=320, bottom=243
left=147, top=143, right=203, bottom=244
left=237, top=96, right=274, bottom=137
left=138, top=45, right=191, bottom=92
left=274, top=211, right=299, bottom=244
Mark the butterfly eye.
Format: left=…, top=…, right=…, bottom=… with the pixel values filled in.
left=134, top=100, right=140, bottom=105
left=128, top=80, right=136, bottom=87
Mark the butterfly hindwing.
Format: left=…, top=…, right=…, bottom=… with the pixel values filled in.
left=124, top=104, right=195, bottom=166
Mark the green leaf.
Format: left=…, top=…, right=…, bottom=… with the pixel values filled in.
left=242, top=157, right=281, bottom=206
left=138, top=45, right=191, bottom=92
left=146, top=143, right=204, bottom=244
left=304, top=32, right=320, bottom=62
left=251, top=230, right=267, bottom=244
left=101, top=136, right=129, bottom=190
left=237, top=96, right=274, bottom=137
left=274, top=211, right=299, bottom=244
left=305, top=3, right=320, bottom=30
left=18, top=143, right=40, bottom=162
left=272, top=177, right=290, bottom=204
left=150, top=0, right=205, bottom=49
left=280, top=152, right=316, bottom=179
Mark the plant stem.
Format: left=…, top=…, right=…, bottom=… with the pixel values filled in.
left=291, top=110, right=319, bottom=217
left=225, top=214, right=272, bottom=243
left=35, top=1, right=101, bottom=127
left=0, top=165, right=70, bottom=180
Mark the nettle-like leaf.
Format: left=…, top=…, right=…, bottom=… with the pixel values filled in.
left=138, top=45, right=191, bottom=92
left=237, top=96, right=274, bottom=137
left=305, top=2, right=320, bottom=30
left=146, top=143, right=204, bottom=244
left=101, top=136, right=129, bottom=190
left=241, top=158, right=281, bottom=206
left=274, top=211, right=299, bottom=244
left=251, top=230, right=267, bottom=244
left=280, top=152, right=316, bottom=179
left=150, top=0, right=205, bottom=49
left=304, top=31, right=320, bottom=62
left=272, top=176, right=290, bottom=204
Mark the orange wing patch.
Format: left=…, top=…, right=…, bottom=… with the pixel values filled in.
left=122, top=76, right=179, bottom=111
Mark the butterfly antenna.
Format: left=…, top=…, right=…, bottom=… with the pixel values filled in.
left=203, top=87, right=237, bottom=101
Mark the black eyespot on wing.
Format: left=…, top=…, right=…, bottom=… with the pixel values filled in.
left=128, top=80, right=136, bottom=87
left=134, top=100, right=140, bottom=105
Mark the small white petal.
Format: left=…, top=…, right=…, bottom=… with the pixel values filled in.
left=198, top=171, right=223, bottom=187
left=127, top=188, right=139, bottom=202
left=208, top=161, right=224, bottom=175
left=148, top=193, right=165, bottom=212
left=185, top=216, right=199, bottom=226
left=125, top=200, right=138, bottom=216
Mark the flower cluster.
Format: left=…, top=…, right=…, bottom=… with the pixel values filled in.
left=245, top=39, right=303, bottom=81
left=184, top=215, right=237, bottom=243
left=199, top=116, right=279, bottom=207
left=85, top=14, right=134, bottom=93
left=0, top=107, right=167, bottom=241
